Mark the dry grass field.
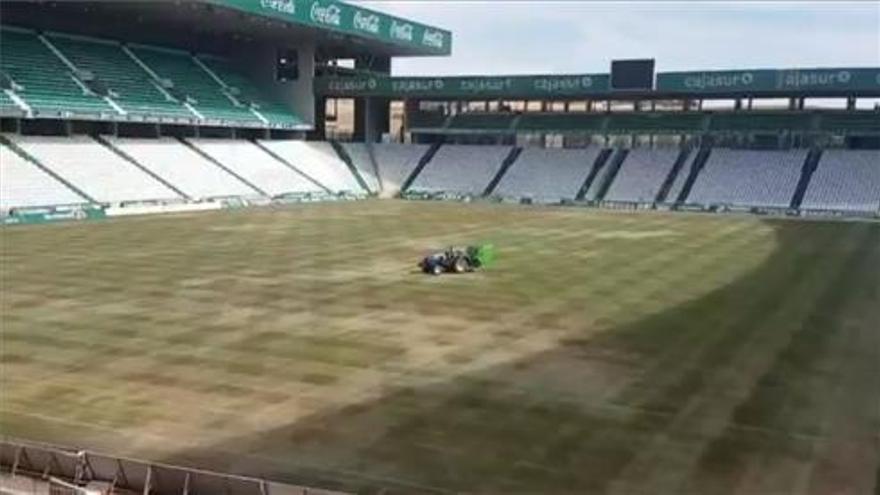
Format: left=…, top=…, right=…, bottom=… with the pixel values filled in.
left=1, top=200, right=878, bottom=494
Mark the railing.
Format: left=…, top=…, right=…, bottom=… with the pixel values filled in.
left=0, top=438, right=348, bottom=495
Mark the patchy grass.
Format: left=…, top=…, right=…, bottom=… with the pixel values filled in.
left=1, top=201, right=877, bottom=494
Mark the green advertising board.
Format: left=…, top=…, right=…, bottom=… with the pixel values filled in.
left=315, top=73, right=611, bottom=99
left=657, top=68, right=880, bottom=94
left=2, top=205, right=106, bottom=226
left=318, top=67, right=880, bottom=99
left=206, top=0, right=451, bottom=55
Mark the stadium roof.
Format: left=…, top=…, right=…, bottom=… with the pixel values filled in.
left=207, top=0, right=451, bottom=56
left=0, top=1, right=451, bottom=58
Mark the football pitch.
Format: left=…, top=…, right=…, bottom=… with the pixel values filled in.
left=1, top=201, right=878, bottom=494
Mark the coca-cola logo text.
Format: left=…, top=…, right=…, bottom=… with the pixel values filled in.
left=311, top=2, right=342, bottom=26
left=422, top=29, right=444, bottom=49
left=260, top=0, right=295, bottom=15
left=353, top=11, right=381, bottom=34
left=390, top=20, right=414, bottom=41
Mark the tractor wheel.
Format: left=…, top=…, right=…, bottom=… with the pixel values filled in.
left=431, top=264, right=443, bottom=276
left=453, top=257, right=469, bottom=273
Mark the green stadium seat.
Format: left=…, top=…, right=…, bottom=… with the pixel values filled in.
left=0, top=28, right=112, bottom=117
left=47, top=34, right=193, bottom=121
left=709, top=112, right=811, bottom=132
left=408, top=111, right=448, bottom=129
left=0, top=91, right=22, bottom=114
left=130, top=45, right=260, bottom=125
left=819, top=112, right=880, bottom=134
left=198, top=56, right=305, bottom=128
left=1, top=27, right=307, bottom=128
left=448, top=112, right=515, bottom=131
left=606, top=112, right=705, bottom=133
left=0, top=70, right=13, bottom=90
left=517, top=112, right=606, bottom=132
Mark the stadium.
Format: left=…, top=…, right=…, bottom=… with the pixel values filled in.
left=0, top=1, right=878, bottom=494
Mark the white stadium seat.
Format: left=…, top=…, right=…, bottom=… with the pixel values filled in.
left=109, top=137, right=256, bottom=200
left=191, top=139, right=323, bottom=196
left=7, top=134, right=180, bottom=203
left=583, top=155, right=617, bottom=201
left=257, top=140, right=363, bottom=194
left=605, top=149, right=681, bottom=203
left=411, top=144, right=511, bottom=194
left=1, top=143, right=86, bottom=210
left=688, top=149, right=807, bottom=208
left=370, top=143, right=429, bottom=196
left=494, top=147, right=599, bottom=202
left=3, top=133, right=876, bottom=217
left=665, top=151, right=700, bottom=203
left=802, top=150, right=880, bottom=212
left=341, top=142, right=380, bottom=193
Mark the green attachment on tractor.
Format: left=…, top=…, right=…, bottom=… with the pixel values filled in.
left=473, top=243, right=496, bottom=268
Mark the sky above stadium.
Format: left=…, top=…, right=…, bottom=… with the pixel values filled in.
left=354, top=1, right=880, bottom=75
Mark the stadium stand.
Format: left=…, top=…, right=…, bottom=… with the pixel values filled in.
left=408, top=111, right=449, bottom=129
left=483, top=147, right=522, bottom=196
left=410, top=144, right=512, bottom=194
left=582, top=154, right=620, bottom=201
left=340, top=142, right=381, bottom=192
left=6, top=134, right=181, bottom=203
left=189, top=139, right=323, bottom=196
left=402, top=142, right=442, bottom=192
left=818, top=112, right=880, bottom=134
left=801, top=150, right=880, bottom=212
left=604, top=148, right=682, bottom=203
left=369, top=143, right=430, bottom=195
left=664, top=151, right=701, bottom=204
left=687, top=149, right=808, bottom=208
left=0, top=90, right=24, bottom=115
left=108, top=137, right=257, bottom=199
left=0, top=13, right=877, bottom=221
left=518, top=113, right=605, bottom=132
left=606, top=113, right=705, bottom=133
left=708, top=112, right=811, bottom=132
left=448, top=112, right=516, bottom=131
left=256, top=140, right=364, bottom=194
left=653, top=148, right=693, bottom=203
left=403, top=111, right=876, bottom=135
left=1, top=28, right=304, bottom=127
left=47, top=34, right=193, bottom=121
left=593, top=149, right=628, bottom=201
left=0, top=28, right=112, bottom=117
left=494, top=147, right=599, bottom=202
left=197, top=56, right=304, bottom=128
left=402, top=110, right=877, bottom=135
left=129, top=45, right=257, bottom=125
left=0, top=143, right=87, bottom=210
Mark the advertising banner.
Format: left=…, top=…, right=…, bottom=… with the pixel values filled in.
left=316, top=74, right=611, bottom=98
left=209, top=0, right=451, bottom=55
left=657, top=68, right=880, bottom=94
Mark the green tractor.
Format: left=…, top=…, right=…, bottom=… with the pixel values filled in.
left=418, top=244, right=496, bottom=275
